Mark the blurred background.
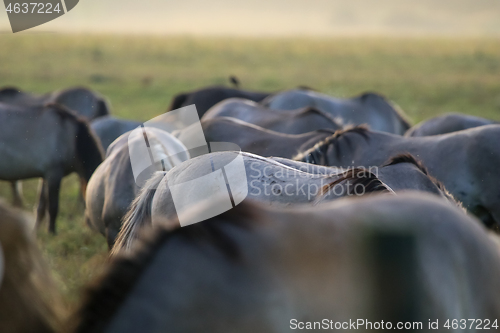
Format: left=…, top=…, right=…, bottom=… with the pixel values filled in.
left=0, top=0, right=499, bottom=311
left=2, top=0, right=500, bottom=35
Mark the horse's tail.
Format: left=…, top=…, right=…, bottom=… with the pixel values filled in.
left=95, top=98, right=110, bottom=118
left=111, top=172, right=166, bottom=255
left=168, top=92, right=188, bottom=111
left=75, top=119, right=105, bottom=182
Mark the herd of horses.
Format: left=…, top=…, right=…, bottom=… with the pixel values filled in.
left=1, top=82, right=500, bottom=332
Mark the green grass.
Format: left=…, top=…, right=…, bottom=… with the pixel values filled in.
left=0, top=34, right=499, bottom=313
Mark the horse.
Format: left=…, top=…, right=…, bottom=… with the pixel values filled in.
left=168, top=86, right=270, bottom=118
left=0, top=103, right=104, bottom=233
left=202, top=98, right=343, bottom=134
left=261, top=89, right=410, bottom=135
left=90, top=116, right=142, bottom=152
left=85, top=128, right=189, bottom=248
left=0, top=86, right=110, bottom=120
left=112, top=151, right=461, bottom=252
left=178, top=117, right=337, bottom=159
left=272, top=153, right=459, bottom=207
left=405, top=112, right=497, bottom=137
left=0, top=200, right=63, bottom=333
left=71, top=193, right=500, bottom=332
left=294, top=125, right=500, bottom=229
left=0, top=86, right=110, bottom=207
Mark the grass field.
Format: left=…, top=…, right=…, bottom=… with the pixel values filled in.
left=0, top=34, right=499, bottom=315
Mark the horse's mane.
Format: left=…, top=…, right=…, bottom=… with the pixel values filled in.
left=0, top=201, right=63, bottom=333
left=358, top=92, right=412, bottom=131
left=383, top=153, right=462, bottom=207
left=69, top=202, right=258, bottom=333
left=45, top=103, right=104, bottom=181
left=316, top=168, right=393, bottom=204
left=293, top=125, right=370, bottom=163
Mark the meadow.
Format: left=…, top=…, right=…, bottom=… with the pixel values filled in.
left=0, top=34, right=499, bottom=314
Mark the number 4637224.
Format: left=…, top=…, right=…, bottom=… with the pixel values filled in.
left=6, top=3, right=62, bottom=14
left=444, top=319, right=498, bottom=330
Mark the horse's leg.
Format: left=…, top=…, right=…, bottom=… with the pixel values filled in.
left=35, top=179, right=48, bottom=228
left=47, top=174, right=63, bottom=234
left=10, top=181, right=24, bottom=208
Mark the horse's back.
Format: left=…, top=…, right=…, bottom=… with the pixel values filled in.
left=51, top=87, right=108, bottom=120
left=406, top=113, right=495, bottom=137
left=91, top=116, right=141, bottom=151
left=0, top=105, right=74, bottom=179
left=74, top=193, right=500, bottom=332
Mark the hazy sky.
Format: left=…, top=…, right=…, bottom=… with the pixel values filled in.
left=1, top=0, right=500, bottom=35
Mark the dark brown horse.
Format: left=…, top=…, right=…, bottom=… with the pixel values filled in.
left=169, top=86, right=270, bottom=118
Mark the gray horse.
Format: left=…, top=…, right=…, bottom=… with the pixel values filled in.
left=0, top=86, right=110, bottom=206
left=90, top=116, right=142, bottom=152
left=113, top=151, right=459, bottom=252
left=406, top=112, right=497, bottom=137
left=178, top=117, right=336, bottom=158
left=262, top=89, right=410, bottom=135
left=272, top=153, right=459, bottom=206
left=295, top=125, right=500, bottom=228
left=0, top=86, right=110, bottom=120
left=0, top=103, right=104, bottom=233
left=85, top=128, right=189, bottom=247
left=73, top=193, right=500, bottom=333
left=202, top=98, right=342, bottom=134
